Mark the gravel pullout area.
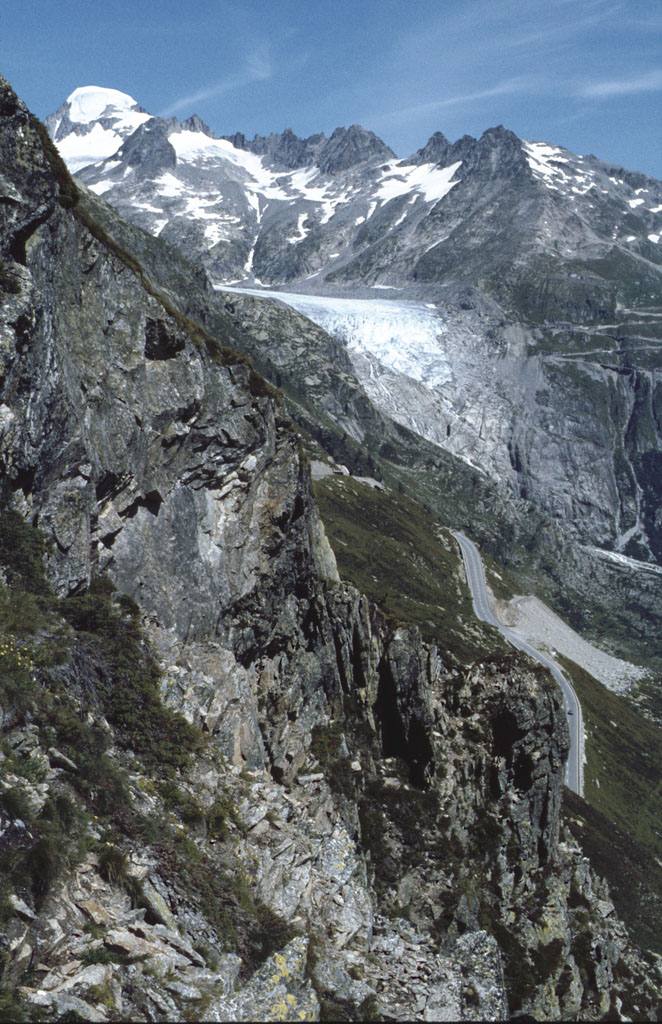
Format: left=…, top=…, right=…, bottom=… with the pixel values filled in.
left=491, top=593, right=646, bottom=694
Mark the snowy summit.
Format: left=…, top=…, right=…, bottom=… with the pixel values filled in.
left=46, top=86, right=151, bottom=171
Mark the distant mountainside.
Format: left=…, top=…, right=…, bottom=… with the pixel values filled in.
left=47, top=85, right=661, bottom=305
left=47, top=86, right=662, bottom=582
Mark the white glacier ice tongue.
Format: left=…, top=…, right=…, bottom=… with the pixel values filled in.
left=218, top=288, right=452, bottom=389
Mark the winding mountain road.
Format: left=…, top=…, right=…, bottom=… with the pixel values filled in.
left=452, top=530, right=584, bottom=796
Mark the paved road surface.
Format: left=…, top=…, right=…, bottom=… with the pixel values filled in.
left=452, top=530, right=584, bottom=796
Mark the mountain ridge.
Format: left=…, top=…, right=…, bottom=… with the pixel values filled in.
left=43, top=85, right=662, bottom=627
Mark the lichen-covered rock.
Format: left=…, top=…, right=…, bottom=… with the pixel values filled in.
left=207, top=937, right=319, bottom=1022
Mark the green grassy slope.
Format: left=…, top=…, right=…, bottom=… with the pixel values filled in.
left=557, top=655, right=662, bottom=861
left=563, top=789, right=662, bottom=955
left=314, top=475, right=662, bottom=955
left=313, top=474, right=508, bottom=664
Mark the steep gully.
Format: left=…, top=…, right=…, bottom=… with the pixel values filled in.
left=452, top=530, right=584, bottom=796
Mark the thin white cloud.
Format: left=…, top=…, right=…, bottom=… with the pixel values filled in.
left=579, top=68, right=662, bottom=98
left=369, top=78, right=530, bottom=129
left=161, top=48, right=271, bottom=116
left=396, top=0, right=622, bottom=67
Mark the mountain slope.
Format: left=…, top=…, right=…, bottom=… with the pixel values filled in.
left=47, top=88, right=662, bottom=304
left=65, top=172, right=662, bottom=683
left=1, top=72, right=661, bottom=1021
left=46, top=86, right=662, bottom=575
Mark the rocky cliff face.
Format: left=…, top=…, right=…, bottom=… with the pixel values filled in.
left=1, top=74, right=661, bottom=1021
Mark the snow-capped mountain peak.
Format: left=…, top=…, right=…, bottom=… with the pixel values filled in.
left=64, top=85, right=142, bottom=124
left=47, top=85, right=661, bottom=298
left=40, top=83, right=662, bottom=570
left=46, top=85, right=152, bottom=171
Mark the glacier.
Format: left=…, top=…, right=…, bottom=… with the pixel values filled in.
left=217, top=288, right=454, bottom=389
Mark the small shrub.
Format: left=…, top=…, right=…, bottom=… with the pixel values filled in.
left=72, top=751, right=129, bottom=817
left=0, top=788, right=33, bottom=822
left=318, top=993, right=360, bottom=1021
left=86, top=982, right=115, bottom=1010
left=28, top=834, right=64, bottom=898
left=180, top=798, right=205, bottom=825
left=358, top=995, right=383, bottom=1021
left=158, top=781, right=204, bottom=825
left=98, top=846, right=129, bottom=885
left=80, top=945, right=147, bottom=967
left=134, top=813, right=161, bottom=844
left=0, top=985, right=25, bottom=1022
left=207, top=796, right=238, bottom=839
left=39, top=792, right=85, bottom=833
left=0, top=510, right=52, bottom=597
left=61, top=577, right=200, bottom=774
left=123, top=874, right=144, bottom=908
left=0, top=586, right=45, bottom=634
left=83, top=920, right=106, bottom=939
left=79, top=946, right=114, bottom=967
left=193, top=940, right=219, bottom=971
left=0, top=635, right=37, bottom=712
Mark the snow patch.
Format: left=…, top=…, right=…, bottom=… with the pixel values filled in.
left=287, top=213, right=309, bottom=244
left=377, top=161, right=461, bottom=204
left=155, top=173, right=186, bottom=197
left=57, top=123, right=128, bottom=171
left=522, top=140, right=598, bottom=197
left=88, top=179, right=115, bottom=196
left=586, top=546, right=662, bottom=576
left=55, top=87, right=151, bottom=170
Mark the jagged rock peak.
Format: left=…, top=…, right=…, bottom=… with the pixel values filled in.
left=222, top=127, right=326, bottom=170
left=180, top=113, right=216, bottom=137
left=473, top=124, right=531, bottom=176
left=420, top=124, right=530, bottom=177
left=317, top=124, right=395, bottom=174
left=411, top=130, right=453, bottom=166
left=100, top=117, right=177, bottom=178
left=412, top=125, right=530, bottom=178
left=222, top=123, right=394, bottom=173
left=479, top=124, right=524, bottom=151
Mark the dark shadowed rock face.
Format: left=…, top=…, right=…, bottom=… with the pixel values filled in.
left=223, top=126, right=327, bottom=169
left=113, top=118, right=178, bottom=178
left=1, top=73, right=660, bottom=1021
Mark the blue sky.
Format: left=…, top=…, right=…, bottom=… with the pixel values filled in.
left=2, top=0, right=661, bottom=176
